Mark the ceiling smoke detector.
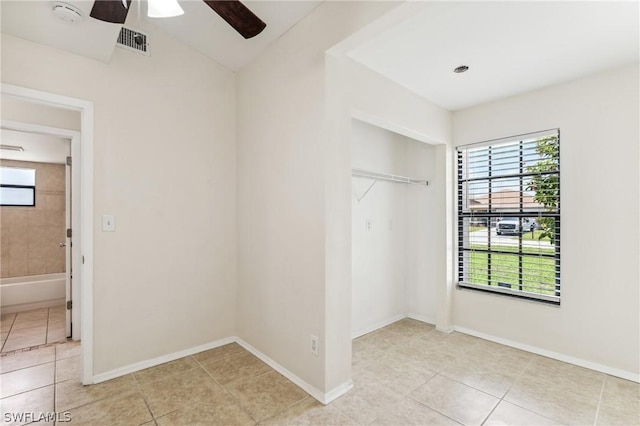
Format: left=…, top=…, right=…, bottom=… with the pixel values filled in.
left=52, top=2, right=83, bottom=23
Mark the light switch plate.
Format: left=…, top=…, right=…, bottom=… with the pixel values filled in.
left=102, top=214, right=115, bottom=232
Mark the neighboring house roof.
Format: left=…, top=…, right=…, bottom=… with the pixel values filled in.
left=470, top=189, right=542, bottom=210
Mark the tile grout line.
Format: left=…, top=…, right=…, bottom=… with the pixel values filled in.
left=131, top=373, right=158, bottom=424
left=406, top=373, right=465, bottom=426
left=53, top=343, right=58, bottom=413
left=360, top=323, right=462, bottom=425
left=482, top=356, right=561, bottom=425
left=593, top=374, right=607, bottom=426
left=0, top=312, right=17, bottom=352
left=258, top=396, right=315, bottom=425
left=191, top=353, right=260, bottom=425
left=480, top=355, right=535, bottom=426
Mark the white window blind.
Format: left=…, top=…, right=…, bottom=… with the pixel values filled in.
left=457, top=129, right=560, bottom=303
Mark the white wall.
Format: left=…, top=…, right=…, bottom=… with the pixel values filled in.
left=235, top=1, right=401, bottom=396
left=351, top=121, right=408, bottom=335
left=351, top=120, right=437, bottom=336
left=453, top=64, right=640, bottom=377
left=1, top=18, right=237, bottom=375
left=1, top=96, right=80, bottom=130
left=405, top=140, right=439, bottom=324
left=324, top=53, right=452, bottom=393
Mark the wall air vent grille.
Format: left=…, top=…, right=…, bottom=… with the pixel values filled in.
left=116, top=27, right=149, bottom=55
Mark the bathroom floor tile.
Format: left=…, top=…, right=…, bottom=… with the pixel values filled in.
left=0, top=307, right=67, bottom=354
left=0, top=345, right=55, bottom=374
left=0, top=314, right=16, bottom=333
left=10, top=316, right=48, bottom=331
left=2, top=332, right=47, bottom=352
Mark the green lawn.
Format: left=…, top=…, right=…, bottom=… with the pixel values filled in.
left=467, top=244, right=557, bottom=295
left=521, top=230, right=552, bottom=242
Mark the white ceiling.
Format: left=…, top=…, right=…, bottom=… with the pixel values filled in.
left=1, top=0, right=122, bottom=63
left=0, top=0, right=321, bottom=69
left=149, top=1, right=321, bottom=70
left=2, top=1, right=637, bottom=107
left=1, top=129, right=70, bottom=164
left=346, top=1, right=640, bottom=111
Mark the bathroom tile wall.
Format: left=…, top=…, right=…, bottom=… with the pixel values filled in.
left=0, top=160, right=66, bottom=278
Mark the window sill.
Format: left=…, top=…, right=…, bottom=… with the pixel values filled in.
left=457, top=281, right=561, bottom=305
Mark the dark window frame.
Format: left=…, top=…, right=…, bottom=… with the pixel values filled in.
left=0, top=184, right=36, bottom=207
left=457, top=129, right=561, bottom=304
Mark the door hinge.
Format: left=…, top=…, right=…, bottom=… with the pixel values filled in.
left=66, top=156, right=72, bottom=166
left=67, top=228, right=72, bottom=238
left=66, top=300, right=72, bottom=310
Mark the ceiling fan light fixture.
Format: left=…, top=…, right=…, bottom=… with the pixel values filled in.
left=147, top=0, right=184, bottom=18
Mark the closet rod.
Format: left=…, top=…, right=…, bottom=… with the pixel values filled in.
left=351, top=168, right=429, bottom=186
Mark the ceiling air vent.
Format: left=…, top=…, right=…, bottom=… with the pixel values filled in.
left=116, top=27, right=149, bottom=55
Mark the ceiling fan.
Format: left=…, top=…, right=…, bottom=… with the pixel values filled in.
left=89, top=0, right=266, bottom=39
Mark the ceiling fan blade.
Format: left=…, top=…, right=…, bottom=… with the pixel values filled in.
left=203, top=1, right=266, bottom=39
left=90, top=0, right=132, bottom=24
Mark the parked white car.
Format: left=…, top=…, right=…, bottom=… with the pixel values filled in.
left=496, top=217, right=536, bottom=235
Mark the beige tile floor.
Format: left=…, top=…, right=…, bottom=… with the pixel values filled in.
left=0, top=319, right=638, bottom=425
left=1, top=306, right=68, bottom=353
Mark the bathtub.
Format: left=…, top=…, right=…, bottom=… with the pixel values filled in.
left=0, top=273, right=66, bottom=314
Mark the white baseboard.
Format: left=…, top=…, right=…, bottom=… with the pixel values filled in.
left=91, top=336, right=236, bottom=384
left=1, top=298, right=65, bottom=314
left=236, top=337, right=351, bottom=405
left=454, top=326, right=640, bottom=383
left=352, top=313, right=407, bottom=339
left=406, top=313, right=436, bottom=327
left=322, top=379, right=354, bottom=404
left=91, top=335, right=353, bottom=405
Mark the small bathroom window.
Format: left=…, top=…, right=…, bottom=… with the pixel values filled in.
left=0, top=166, right=36, bottom=206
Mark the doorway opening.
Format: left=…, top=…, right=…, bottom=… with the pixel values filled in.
left=1, top=83, right=94, bottom=385
left=1, top=130, right=73, bottom=352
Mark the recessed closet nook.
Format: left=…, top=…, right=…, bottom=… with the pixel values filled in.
left=351, top=119, right=439, bottom=338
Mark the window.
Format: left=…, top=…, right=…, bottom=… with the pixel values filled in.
left=0, top=166, right=36, bottom=207
left=457, top=129, right=560, bottom=303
